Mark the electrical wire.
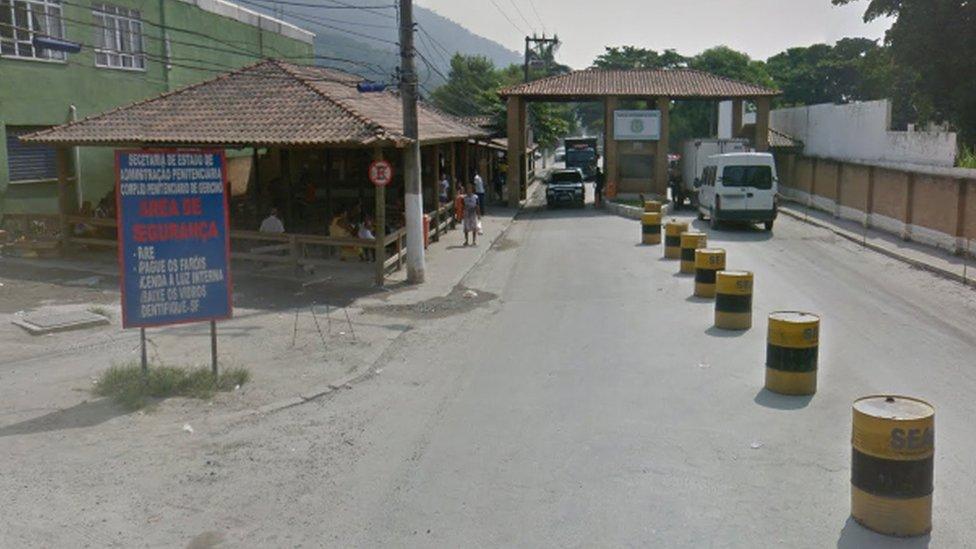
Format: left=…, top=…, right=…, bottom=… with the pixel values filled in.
left=486, top=0, right=526, bottom=36
left=526, top=0, right=546, bottom=35
left=507, top=0, right=535, bottom=35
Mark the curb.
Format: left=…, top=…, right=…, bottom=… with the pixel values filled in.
left=779, top=207, right=972, bottom=287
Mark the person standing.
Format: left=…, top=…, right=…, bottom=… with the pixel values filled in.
left=473, top=171, right=486, bottom=215
left=439, top=173, right=450, bottom=205
left=593, top=167, right=605, bottom=208
left=462, top=183, right=480, bottom=246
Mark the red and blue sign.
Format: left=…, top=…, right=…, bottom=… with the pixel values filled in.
left=116, top=149, right=233, bottom=328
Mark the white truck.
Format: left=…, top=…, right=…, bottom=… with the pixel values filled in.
left=672, top=138, right=750, bottom=208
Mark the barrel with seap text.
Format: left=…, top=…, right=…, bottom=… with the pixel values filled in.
left=851, top=395, right=934, bottom=537
left=765, top=311, right=820, bottom=396
left=679, top=231, right=707, bottom=274
left=664, top=220, right=688, bottom=259
left=641, top=212, right=662, bottom=245
left=714, top=271, right=753, bottom=330
left=694, top=249, right=726, bottom=298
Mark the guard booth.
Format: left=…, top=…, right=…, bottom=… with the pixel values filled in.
left=498, top=69, right=780, bottom=206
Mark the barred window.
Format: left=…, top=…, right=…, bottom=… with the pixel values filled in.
left=0, top=0, right=66, bottom=61
left=92, top=3, right=144, bottom=70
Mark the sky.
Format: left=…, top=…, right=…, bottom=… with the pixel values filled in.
left=416, top=0, right=894, bottom=68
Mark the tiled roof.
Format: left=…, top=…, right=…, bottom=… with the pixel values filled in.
left=23, top=60, right=487, bottom=148
left=500, top=69, right=779, bottom=99
left=740, top=124, right=803, bottom=150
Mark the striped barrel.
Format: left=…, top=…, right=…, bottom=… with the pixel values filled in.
left=664, top=220, right=689, bottom=259
left=644, top=200, right=662, bottom=213
left=715, top=271, right=753, bottom=330
left=765, top=312, right=819, bottom=396
left=641, top=212, right=662, bottom=245
left=694, top=249, right=726, bottom=298
left=851, top=395, right=934, bottom=537
left=679, top=232, right=707, bottom=274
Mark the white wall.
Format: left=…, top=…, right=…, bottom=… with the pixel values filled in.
left=769, top=100, right=957, bottom=167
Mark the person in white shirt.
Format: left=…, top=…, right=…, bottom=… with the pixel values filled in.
left=259, top=208, right=285, bottom=234
left=473, top=172, right=486, bottom=214
left=439, top=173, right=450, bottom=204
left=358, top=216, right=376, bottom=261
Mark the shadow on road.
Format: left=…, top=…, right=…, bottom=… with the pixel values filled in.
left=705, top=326, right=749, bottom=338
left=836, top=517, right=930, bottom=548
left=753, top=388, right=813, bottom=410
left=689, top=219, right=774, bottom=243
left=685, top=295, right=712, bottom=304
left=520, top=205, right=609, bottom=220
left=0, top=399, right=127, bottom=438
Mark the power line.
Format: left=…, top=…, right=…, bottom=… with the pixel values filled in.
left=233, top=0, right=399, bottom=46
left=486, top=0, right=526, bottom=36
left=241, top=0, right=397, bottom=29
left=506, top=0, right=535, bottom=35
left=526, top=0, right=546, bottom=35
left=33, top=8, right=390, bottom=77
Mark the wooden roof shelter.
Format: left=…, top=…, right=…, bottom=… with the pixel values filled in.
left=498, top=68, right=781, bottom=202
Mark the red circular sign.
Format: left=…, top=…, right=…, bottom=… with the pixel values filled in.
left=368, top=160, right=394, bottom=187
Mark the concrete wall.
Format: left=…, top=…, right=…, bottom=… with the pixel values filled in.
left=770, top=100, right=957, bottom=167
left=778, top=152, right=976, bottom=254
left=0, top=0, right=313, bottom=219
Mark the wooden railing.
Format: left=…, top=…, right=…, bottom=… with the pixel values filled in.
left=8, top=213, right=423, bottom=282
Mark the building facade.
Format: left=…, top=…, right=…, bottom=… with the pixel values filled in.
left=0, top=0, right=313, bottom=218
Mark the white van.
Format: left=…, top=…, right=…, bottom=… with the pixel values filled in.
left=696, top=152, right=779, bottom=231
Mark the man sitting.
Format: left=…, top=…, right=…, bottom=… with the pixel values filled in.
left=259, top=207, right=285, bottom=234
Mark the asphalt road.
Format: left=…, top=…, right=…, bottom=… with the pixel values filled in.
left=308, top=195, right=976, bottom=548
left=8, top=189, right=973, bottom=548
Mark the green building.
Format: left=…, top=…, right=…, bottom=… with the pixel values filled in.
left=0, top=0, right=314, bottom=219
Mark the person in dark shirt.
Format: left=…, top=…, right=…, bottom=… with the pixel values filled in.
left=593, top=166, right=605, bottom=208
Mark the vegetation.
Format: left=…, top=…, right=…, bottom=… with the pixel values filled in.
left=93, top=363, right=250, bottom=410
left=833, top=0, right=976, bottom=144
left=428, top=0, right=975, bottom=153
left=959, top=147, right=976, bottom=169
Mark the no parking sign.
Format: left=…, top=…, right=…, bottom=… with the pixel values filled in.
left=368, top=159, right=394, bottom=187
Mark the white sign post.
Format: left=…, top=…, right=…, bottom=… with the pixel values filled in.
left=614, top=110, right=662, bottom=141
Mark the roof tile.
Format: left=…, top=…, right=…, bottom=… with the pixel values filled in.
left=500, top=68, right=779, bottom=99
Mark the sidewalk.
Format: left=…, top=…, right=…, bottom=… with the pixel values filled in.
left=780, top=202, right=975, bottom=287
left=0, top=186, right=538, bottom=430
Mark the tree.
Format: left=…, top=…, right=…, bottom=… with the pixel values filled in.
left=833, top=0, right=976, bottom=143
left=430, top=55, right=502, bottom=117
left=765, top=38, right=892, bottom=107
left=430, top=52, right=575, bottom=149
left=592, top=46, right=686, bottom=70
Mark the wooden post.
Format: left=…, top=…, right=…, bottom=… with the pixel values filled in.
left=374, top=147, right=387, bottom=286
left=755, top=97, right=771, bottom=152
left=279, top=149, right=293, bottom=227
left=506, top=96, right=525, bottom=207
left=603, top=96, right=619, bottom=198
left=655, top=96, right=671, bottom=197
left=56, top=147, right=72, bottom=250
left=731, top=99, right=743, bottom=138
left=448, top=142, right=458, bottom=227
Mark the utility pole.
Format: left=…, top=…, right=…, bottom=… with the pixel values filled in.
left=399, top=0, right=426, bottom=283
left=523, top=34, right=560, bottom=83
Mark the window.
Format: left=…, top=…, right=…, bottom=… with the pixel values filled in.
left=721, top=165, right=773, bottom=190
left=5, top=126, right=58, bottom=183
left=0, top=0, right=66, bottom=61
left=92, top=3, right=144, bottom=70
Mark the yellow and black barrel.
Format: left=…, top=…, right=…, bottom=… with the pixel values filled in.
left=694, top=249, right=726, bottom=298
left=715, top=271, right=753, bottom=330
left=664, top=220, right=689, bottom=259
left=765, top=312, right=819, bottom=395
left=851, top=395, right=934, bottom=537
left=644, top=200, right=662, bottom=213
left=679, top=232, right=707, bottom=274
left=641, top=212, right=662, bottom=245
